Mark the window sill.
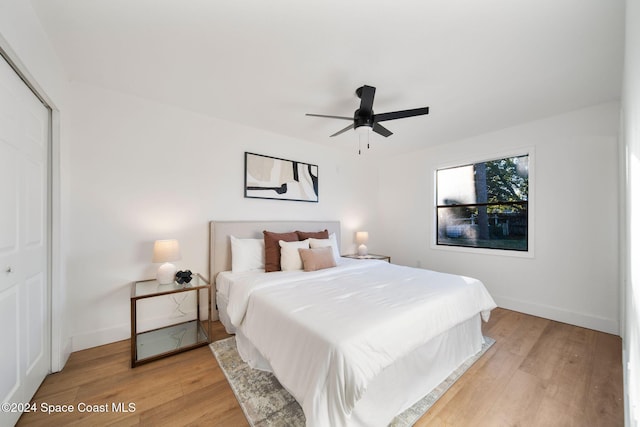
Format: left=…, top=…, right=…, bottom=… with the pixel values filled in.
left=431, top=242, right=535, bottom=258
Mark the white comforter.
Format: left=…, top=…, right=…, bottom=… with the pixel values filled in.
left=226, top=259, right=497, bottom=426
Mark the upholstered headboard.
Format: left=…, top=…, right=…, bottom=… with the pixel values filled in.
left=209, top=220, right=341, bottom=284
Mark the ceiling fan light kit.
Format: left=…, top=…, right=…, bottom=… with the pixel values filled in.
left=306, top=85, right=430, bottom=154
left=355, top=125, right=372, bottom=134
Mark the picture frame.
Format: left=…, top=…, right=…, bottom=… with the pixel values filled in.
left=244, top=152, right=319, bottom=203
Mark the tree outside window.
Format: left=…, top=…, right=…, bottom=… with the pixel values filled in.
left=436, top=154, right=529, bottom=251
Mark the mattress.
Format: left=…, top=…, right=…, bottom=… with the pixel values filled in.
left=220, top=259, right=496, bottom=426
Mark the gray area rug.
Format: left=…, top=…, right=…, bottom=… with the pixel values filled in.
left=210, top=335, right=495, bottom=427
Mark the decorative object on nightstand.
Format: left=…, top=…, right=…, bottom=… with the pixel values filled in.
left=175, top=270, right=193, bottom=284
left=356, top=231, right=369, bottom=256
left=152, top=239, right=181, bottom=285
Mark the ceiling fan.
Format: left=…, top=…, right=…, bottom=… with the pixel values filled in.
left=306, top=85, right=430, bottom=139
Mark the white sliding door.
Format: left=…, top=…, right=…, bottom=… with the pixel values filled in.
left=0, top=53, right=50, bottom=426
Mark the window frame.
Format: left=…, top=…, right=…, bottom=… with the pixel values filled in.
left=432, top=148, right=535, bottom=258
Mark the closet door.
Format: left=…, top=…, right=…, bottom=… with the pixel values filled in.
left=0, top=53, right=50, bottom=426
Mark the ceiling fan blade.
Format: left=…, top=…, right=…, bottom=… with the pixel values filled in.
left=374, top=107, right=430, bottom=123
left=358, top=85, right=376, bottom=115
left=373, top=123, right=393, bottom=137
left=306, top=113, right=353, bottom=121
left=330, top=123, right=354, bottom=137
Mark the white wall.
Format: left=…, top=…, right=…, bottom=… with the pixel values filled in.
left=622, top=0, right=640, bottom=425
left=0, top=1, right=67, bottom=104
left=377, top=102, right=620, bottom=334
left=0, top=0, right=71, bottom=370
left=66, top=82, right=379, bottom=351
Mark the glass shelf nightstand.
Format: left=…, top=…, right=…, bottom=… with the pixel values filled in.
left=130, top=273, right=212, bottom=368
left=342, top=253, right=391, bottom=263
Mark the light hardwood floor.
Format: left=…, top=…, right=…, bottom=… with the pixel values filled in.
left=17, top=308, right=623, bottom=426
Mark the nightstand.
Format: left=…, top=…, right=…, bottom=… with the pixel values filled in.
left=342, top=253, right=391, bottom=263
left=130, top=273, right=212, bottom=368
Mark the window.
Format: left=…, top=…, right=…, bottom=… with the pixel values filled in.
left=436, top=154, right=529, bottom=251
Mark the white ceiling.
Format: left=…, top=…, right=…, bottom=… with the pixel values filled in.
left=30, top=0, right=625, bottom=157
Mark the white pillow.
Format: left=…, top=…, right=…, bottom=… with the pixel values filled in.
left=279, top=239, right=310, bottom=271
left=230, top=236, right=265, bottom=272
left=309, top=233, right=340, bottom=262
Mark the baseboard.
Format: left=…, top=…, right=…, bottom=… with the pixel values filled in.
left=493, top=295, right=619, bottom=335
left=70, top=297, right=618, bottom=351
left=70, top=310, right=218, bottom=352
left=71, top=323, right=130, bottom=352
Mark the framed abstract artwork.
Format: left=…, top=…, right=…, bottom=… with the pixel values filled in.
left=244, top=152, right=319, bottom=202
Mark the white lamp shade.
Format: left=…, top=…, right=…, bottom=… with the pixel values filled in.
left=153, top=239, right=181, bottom=284
left=152, top=239, right=181, bottom=263
left=356, top=232, right=369, bottom=245
left=356, top=231, right=368, bottom=256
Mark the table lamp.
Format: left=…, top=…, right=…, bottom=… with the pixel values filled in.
left=153, top=239, right=181, bottom=284
left=356, top=231, right=369, bottom=256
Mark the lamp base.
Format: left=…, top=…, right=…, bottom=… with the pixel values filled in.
left=157, top=262, right=177, bottom=285
left=357, top=244, right=368, bottom=256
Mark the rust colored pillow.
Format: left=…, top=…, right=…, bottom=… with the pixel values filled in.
left=298, top=247, right=337, bottom=272
left=264, top=230, right=299, bottom=272
left=296, top=229, right=329, bottom=240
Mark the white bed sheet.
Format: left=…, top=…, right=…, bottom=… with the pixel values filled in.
left=224, top=259, right=497, bottom=427
left=217, top=270, right=264, bottom=334
left=217, top=269, right=265, bottom=298
left=236, top=313, right=484, bottom=426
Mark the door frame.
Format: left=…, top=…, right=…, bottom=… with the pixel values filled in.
left=0, top=36, right=67, bottom=372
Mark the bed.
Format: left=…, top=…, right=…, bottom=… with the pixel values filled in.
left=209, top=220, right=497, bottom=427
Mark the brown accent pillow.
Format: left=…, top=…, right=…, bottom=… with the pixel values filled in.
left=264, top=230, right=299, bottom=272
left=298, top=247, right=337, bottom=272
left=296, top=229, right=329, bottom=240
